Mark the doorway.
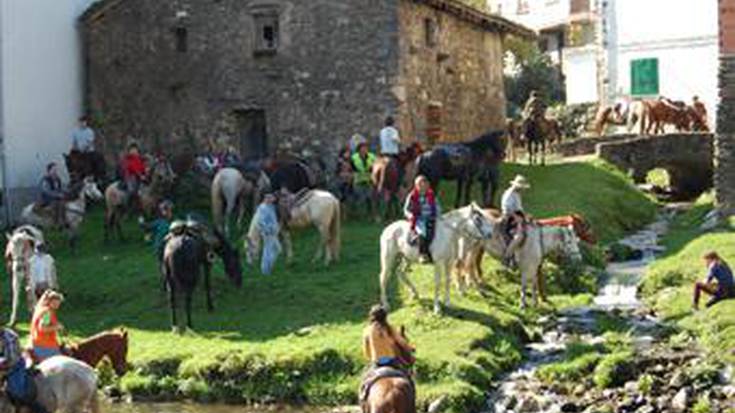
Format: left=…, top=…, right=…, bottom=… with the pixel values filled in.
left=234, top=109, right=268, bottom=159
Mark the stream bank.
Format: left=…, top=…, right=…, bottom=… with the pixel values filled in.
left=485, top=205, right=735, bottom=413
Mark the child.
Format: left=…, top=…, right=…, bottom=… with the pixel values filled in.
left=403, top=176, right=440, bottom=263
left=140, top=199, right=175, bottom=263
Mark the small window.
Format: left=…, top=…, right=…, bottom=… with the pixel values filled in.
left=175, top=27, right=188, bottom=53
left=631, top=58, right=659, bottom=96
left=424, top=18, right=437, bottom=47
left=254, top=14, right=279, bottom=56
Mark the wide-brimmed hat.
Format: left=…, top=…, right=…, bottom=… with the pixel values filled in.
left=510, top=175, right=530, bottom=189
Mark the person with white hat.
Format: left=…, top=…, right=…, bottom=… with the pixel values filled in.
left=501, top=175, right=531, bottom=265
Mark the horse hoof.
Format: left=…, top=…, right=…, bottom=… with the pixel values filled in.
left=171, top=326, right=181, bottom=335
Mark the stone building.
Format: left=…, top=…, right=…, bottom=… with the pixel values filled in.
left=716, top=0, right=735, bottom=214
left=81, top=0, right=532, bottom=161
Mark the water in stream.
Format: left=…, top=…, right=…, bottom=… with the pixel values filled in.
left=104, top=401, right=312, bottom=413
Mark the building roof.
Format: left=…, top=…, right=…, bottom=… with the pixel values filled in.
left=414, top=0, right=536, bottom=39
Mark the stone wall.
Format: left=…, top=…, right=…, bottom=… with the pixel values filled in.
left=83, top=0, right=401, bottom=161
left=597, top=134, right=714, bottom=198
left=555, top=134, right=637, bottom=157
left=395, top=0, right=506, bottom=143
left=715, top=55, right=735, bottom=213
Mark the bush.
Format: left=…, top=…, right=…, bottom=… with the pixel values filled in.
left=548, top=103, right=597, bottom=140
left=593, top=351, right=635, bottom=389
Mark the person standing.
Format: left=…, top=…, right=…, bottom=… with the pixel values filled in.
left=379, top=116, right=400, bottom=158
left=501, top=175, right=531, bottom=265
left=254, top=193, right=282, bottom=275
left=70, top=116, right=95, bottom=153
left=351, top=142, right=376, bottom=216
left=30, top=290, right=65, bottom=362
left=404, top=176, right=440, bottom=264
left=693, top=251, right=735, bottom=310
left=38, top=163, right=66, bottom=228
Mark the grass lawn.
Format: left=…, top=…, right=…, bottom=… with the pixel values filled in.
left=1, top=160, right=655, bottom=411
left=642, top=193, right=735, bottom=363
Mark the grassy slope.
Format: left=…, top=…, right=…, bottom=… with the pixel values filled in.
left=1, top=160, right=655, bottom=411
left=642, top=194, right=735, bottom=363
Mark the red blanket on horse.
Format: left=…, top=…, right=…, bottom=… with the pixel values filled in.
left=537, top=214, right=596, bottom=244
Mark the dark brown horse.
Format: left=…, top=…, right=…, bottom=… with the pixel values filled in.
left=372, top=143, right=423, bottom=219
left=66, top=329, right=129, bottom=376
left=362, top=327, right=416, bottom=413
left=64, top=151, right=107, bottom=184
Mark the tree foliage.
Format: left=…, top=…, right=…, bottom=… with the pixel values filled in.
left=504, top=37, right=566, bottom=117
left=459, top=0, right=489, bottom=11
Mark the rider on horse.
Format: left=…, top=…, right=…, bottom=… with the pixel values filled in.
left=38, top=163, right=66, bottom=229
left=379, top=116, right=403, bottom=181
left=360, top=305, right=415, bottom=412
left=404, top=176, right=440, bottom=264
left=501, top=175, right=531, bottom=266
left=121, top=142, right=147, bottom=208
left=70, top=116, right=95, bottom=154
left=523, top=90, right=547, bottom=141
left=0, top=327, right=48, bottom=413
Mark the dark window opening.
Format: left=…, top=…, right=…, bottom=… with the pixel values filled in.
left=254, top=14, right=279, bottom=56
left=175, top=27, right=188, bottom=52
left=424, top=18, right=437, bottom=47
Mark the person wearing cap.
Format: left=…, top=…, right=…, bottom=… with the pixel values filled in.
left=693, top=251, right=735, bottom=310
left=254, top=193, right=282, bottom=275
left=351, top=141, right=376, bottom=215
left=501, top=175, right=531, bottom=265
left=404, top=175, right=440, bottom=264
left=38, top=163, right=66, bottom=228
left=30, top=290, right=65, bottom=362
left=71, top=116, right=95, bottom=153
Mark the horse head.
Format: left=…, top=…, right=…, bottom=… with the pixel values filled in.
left=111, top=328, right=129, bottom=376
left=151, top=157, right=177, bottom=186
left=6, top=232, right=35, bottom=278
left=211, top=230, right=243, bottom=288
left=82, top=177, right=104, bottom=201
left=559, top=226, right=582, bottom=261
left=469, top=203, right=494, bottom=239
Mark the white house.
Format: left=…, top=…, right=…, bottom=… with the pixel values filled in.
left=0, top=0, right=98, bottom=225
left=490, top=0, right=720, bottom=126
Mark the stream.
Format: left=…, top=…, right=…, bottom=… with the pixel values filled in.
left=485, top=205, right=735, bottom=413
left=103, top=401, right=312, bottom=413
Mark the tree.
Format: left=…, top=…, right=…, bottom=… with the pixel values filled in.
left=459, top=0, right=489, bottom=11
left=504, top=37, right=565, bottom=117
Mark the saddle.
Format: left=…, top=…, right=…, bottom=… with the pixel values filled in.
left=359, top=366, right=414, bottom=407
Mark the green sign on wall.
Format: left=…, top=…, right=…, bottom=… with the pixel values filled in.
left=631, top=58, right=659, bottom=96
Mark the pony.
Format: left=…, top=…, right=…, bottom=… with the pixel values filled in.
left=416, top=130, right=506, bottom=209
left=162, top=225, right=243, bottom=332
left=64, top=150, right=107, bottom=184
left=362, top=326, right=416, bottom=413
left=0, top=356, right=100, bottom=413
left=276, top=189, right=341, bottom=265
left=66, top=328, right=129, bottom=377
left=522, top=116, right=560, bottom=165
left=372, top=143, right=423, bottom=219
left=20, top=177, right=103, bottom=251
left=211, top=167, right=257, bottom=236
left=104, top=156, right=176, bottom=242
left=378, top=204, right=496, bottom=314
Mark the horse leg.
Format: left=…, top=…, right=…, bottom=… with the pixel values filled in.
left=168, top=283, right=179, bottom=333
left=443, top=260, right=451, bottom=309
left=282, top=231, right=294, bottom=265
left=379, top=248, right=397, bottom=310
left=537, top=264, right=548, bottom=303
left=464, top=177, right=473, bottom=206
left=519, top=255, right=528, bottom=309
left=396, top=260, right=420, bottom=301
left=204, top=265, right=214, bottom=312
left=185, top=291, right=194, bottom=331
left=433, top=263, right=442, bottom=314
left=541, top=139, right=546, bottom=166
left=454, top=179, right=463, bottom=209
left=8, top=270, right=20, bottom=327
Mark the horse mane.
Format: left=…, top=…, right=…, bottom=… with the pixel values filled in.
left=463, top=130, right=505, bottom=152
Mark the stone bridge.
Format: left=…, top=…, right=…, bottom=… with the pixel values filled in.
left=595, top=133, right=714, bottom=198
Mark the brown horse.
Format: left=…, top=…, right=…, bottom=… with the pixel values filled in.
left=362, top=327, right=416, bottom=413
left=66, top=329, right=129, bottom=376
left=645, top=98, right=691, bottom=134
left=371, top=143, right=423, bottom=219
left=538, top=214, right=596, bottom=244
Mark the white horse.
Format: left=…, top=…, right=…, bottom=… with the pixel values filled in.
left=21, top=177, right=103, bottom=251
left=378, top=203, right=496, bottom=314
left=0, top=356, right=99, bottom=413
left=456, top=221, right=582, bottom=308
left=4, top=231, right=35, bottom=327
left=211, top=168, right=256, bottom=236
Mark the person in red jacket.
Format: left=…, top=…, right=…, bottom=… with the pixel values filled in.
left=122, top=142, right=147, bottom=197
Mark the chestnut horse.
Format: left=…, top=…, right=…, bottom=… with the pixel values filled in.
left=371, top=142, right=423, bottom=219
left=66, top=328, right=129, bottom=377
left=362, top=327, right=416, bottom=413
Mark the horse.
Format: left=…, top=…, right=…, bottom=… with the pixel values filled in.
left=276, top=189, right=341, bottom=266
left=262, top=158, right=324, bottom=196
left=361, top=327, right=416, bottom=413
left=104, top=156, right=176, bottom=242
left=372, top=143, right=423, bottom=219
left=4, top=230, right=42, bottom=327
left=505, top=118, right=524, bottom=163
left=0, top=356, right=100, bottom=413
left=211, top=168, right=257, bottom=236
left=66, top=328, right=129, bottom=377
left=162, top=224, right=243, bottom=332
left=20, top=177, right=103, bottom=251
left=522, top=116, right=561, bottom=165
left=645, top=98, right=691, bottom=134
left=538, top=214, right=596, bottom=244
left=378, top=203, right=496, bottom=314
left=593, top=100, right=649, bottom=136
left=64, top=150, right=107, bottom=184
left=454, top=213, right=586, bottom=300
left=416, top=130, right=506, bottom=209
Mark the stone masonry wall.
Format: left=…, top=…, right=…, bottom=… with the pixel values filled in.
left=715, top=55, right=735, bottom=213
left=84, top=0, right=401, bottom=160
left=395, top=0, right=507, bottom=144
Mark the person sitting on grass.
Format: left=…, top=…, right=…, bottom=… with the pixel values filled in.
left=404, top=175, right=439, bottom=264
left=140, top=199, right=174, bottom=263
left=30, top=290, right=65, bottom=362
left=693, top=251, right=735, bottom=310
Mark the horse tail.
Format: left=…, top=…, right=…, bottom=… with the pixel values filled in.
left=88, top=386, right=101, bottom=413
left=330, top=199, right=341, bottom=261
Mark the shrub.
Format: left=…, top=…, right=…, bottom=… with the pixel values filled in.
left=593, top=351, right=635, bottom=389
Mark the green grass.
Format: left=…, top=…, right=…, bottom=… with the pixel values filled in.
left=642, top=193, right=735, bottom=363
left=1, top=160, right=655, bottom=411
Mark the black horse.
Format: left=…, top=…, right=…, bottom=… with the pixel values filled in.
left=162, top=225, right=243, bottom=332
left=64, top=150, right=107, bottom=184
left=416, top=130, right=506, bottom=208
left=263, top=157, right=326, bottom=194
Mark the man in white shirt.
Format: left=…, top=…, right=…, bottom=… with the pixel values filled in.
left=379, top=116, right=400, bottom=157
left=71, top=116, right=95, bottom=153
left=501, top=175, right=530, bottom=265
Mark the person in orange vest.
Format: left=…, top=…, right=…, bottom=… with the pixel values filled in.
left=30, top=290, right=65, bottom=362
